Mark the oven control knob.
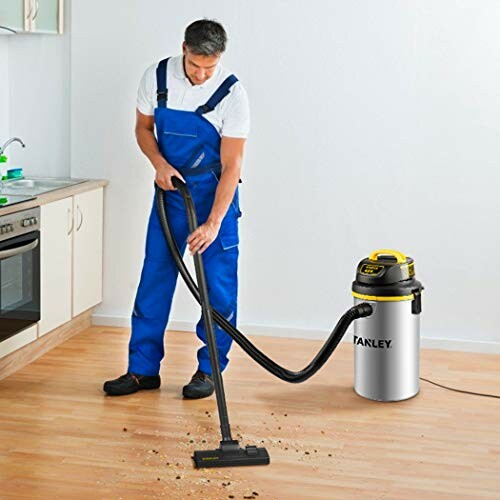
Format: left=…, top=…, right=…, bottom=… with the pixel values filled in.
left=0, top=225, right=4, bottom=234
left=22, top=219, right=30, bottom=227
left=8, top=223, right=13, bottom=231
left=32, top=217, right=38, bottom=225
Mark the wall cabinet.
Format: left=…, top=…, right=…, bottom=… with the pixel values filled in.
left=0, top=1, right=24, bottom=33
left=39, top=187, right=103, bottom=337
left=30, top=0, right=63, bottom=34
left=0, top=0, right=63, bottom=35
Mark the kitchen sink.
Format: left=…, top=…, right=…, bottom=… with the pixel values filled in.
left=0, top=177, right=88, bottom=196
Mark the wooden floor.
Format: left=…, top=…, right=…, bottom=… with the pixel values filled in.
left=0, top=326, right=499, bottom=499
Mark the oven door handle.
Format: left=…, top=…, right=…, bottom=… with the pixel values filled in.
left=0, top=238, right=39, bottom=259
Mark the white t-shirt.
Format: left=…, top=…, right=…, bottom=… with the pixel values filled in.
left=136, top=55, right=250, bottom=139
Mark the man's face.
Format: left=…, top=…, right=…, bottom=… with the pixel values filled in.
left=182, top=43, right=220, bottom=85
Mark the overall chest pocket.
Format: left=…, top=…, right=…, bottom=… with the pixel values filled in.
left=163, top=120, right=199, bottom=138
left=162, top=122, right=200, bottom=167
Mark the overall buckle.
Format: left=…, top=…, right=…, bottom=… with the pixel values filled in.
left=157, top=90, right=168, bottom=102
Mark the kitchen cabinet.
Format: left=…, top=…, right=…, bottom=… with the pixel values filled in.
left=72, top=188, right=103, bottom=317
left=0, top=0, right=63, bottom=35
left=39, top=187, right=103, bottom=336
left=30, top=0, right=63, bottom=34
left=0, top=1, right=25, bottom=33
left=39, top=197, right=72, bottom=336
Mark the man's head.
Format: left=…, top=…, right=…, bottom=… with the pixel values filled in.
left=182, top=19, right=227, bottom=85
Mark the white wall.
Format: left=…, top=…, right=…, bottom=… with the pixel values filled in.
left=4, top=2, right=71, bottom=176
left=71, top=1, right=500, bottom=351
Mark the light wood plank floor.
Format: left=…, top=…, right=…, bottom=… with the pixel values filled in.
left=0, top=326, right=499, bottom=499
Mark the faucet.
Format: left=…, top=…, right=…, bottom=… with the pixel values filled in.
left=0, top=137, right=26, bottom=156
left=0, top=138, right=26, bottom=190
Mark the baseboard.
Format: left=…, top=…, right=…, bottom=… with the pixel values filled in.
left=92, top=313, right=500, bottom=355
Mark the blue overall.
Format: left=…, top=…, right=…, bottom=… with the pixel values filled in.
left=128, top=58, right=241, bottom=376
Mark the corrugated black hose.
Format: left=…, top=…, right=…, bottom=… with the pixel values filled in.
left=154, top=179, right=373, bottom=383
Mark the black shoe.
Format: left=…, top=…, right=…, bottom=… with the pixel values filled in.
left=182, top=370, right=214, bottom=399
left=103, top=372, right=161, bottom=396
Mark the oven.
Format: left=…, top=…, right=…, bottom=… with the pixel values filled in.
left=0, top=207, right=40, bottom=343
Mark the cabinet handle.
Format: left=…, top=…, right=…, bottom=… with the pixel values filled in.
left=32, top=0, right=39, bottom=20
left=76, top=205, right=83, bottom=231
left=67, top=207, right=74, bottom=235
left=24, top=0, right=32, bottom=31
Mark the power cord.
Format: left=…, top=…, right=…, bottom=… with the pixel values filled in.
left=420, top=377, right=500, bottom=399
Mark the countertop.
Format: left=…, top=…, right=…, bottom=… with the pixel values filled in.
left=0, top=179, right=109, bottom=216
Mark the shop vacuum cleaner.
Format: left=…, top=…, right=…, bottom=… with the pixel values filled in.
left=155, top=178, right=424, bottom=468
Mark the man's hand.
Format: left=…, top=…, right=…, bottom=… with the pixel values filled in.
left=187, top=219, right=221, bottom=255
left=154, top=160, right=185, bottom=191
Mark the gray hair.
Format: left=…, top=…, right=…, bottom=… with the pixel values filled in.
left=184, top=19, right=227, bottom=56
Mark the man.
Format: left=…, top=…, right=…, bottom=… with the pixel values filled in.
left=103, top=19, right=249, bottom=399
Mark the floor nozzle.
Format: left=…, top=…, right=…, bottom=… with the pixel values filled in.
left=193, top=440, right=270, bottom=468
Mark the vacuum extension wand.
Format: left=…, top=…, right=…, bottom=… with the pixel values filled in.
left=155, top=178, right=373, bottom=384
left=162, top=179, right=269, bottom=467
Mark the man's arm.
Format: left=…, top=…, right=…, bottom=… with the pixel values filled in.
left=135, top=109, right=185, bottom=190
left=208, top=136, right=245, bottom=224
left=187, top=136, right=246, bottom=254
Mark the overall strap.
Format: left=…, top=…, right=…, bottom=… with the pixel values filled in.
left=196, top=74, right=239, bottom=115
left=156, top=58, right=170, bottom=108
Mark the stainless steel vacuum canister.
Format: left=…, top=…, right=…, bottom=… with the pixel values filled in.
left=352, top=249, right=424, bottom=402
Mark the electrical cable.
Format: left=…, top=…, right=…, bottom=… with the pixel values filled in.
left=420, top=377, right=500, bottom=399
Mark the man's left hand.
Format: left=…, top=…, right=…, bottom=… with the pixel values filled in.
left=187, top=219, right=221, bottom=255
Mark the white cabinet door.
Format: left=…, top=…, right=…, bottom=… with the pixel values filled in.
left=30, top=0, right=63, bottom=34
left=73, top=188, right=103, bottom=316
left=39, top=197, right=72, bottom=336
left=0, top=0, right=63, bottom=35
left=0, top=0, right=28, bottom=33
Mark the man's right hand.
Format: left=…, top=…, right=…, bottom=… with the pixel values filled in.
left=154, top=161, right=186, bottom=191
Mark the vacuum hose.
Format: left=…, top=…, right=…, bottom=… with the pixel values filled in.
left=155, top=178, right=373, bottom=383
